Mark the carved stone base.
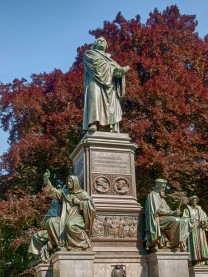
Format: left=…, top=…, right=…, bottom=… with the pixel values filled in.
left=35, top=250, right=195, bottom=277
left=69, top=132, right=141, bottom=208
left=70, top=132, right=143, bottom=249
left=35, top=263, right=53, bottom=277
left=93, top=246, right=148, bottom=277
left=51, top=251, right=95, bottom=277
left=189, top=265, right=208, bottom=277
left=147, top=251, right=190, bottom=277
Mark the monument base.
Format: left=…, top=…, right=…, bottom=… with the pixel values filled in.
left=50, top=251, right=95, bottom=277
left=189, top=265, right=208, bottom=277
left=35, top=263, right=53, bottom=277
left=35, top=250, right=195, bottom=277
left=93, top=246, right=148, bottom=277
left=147, top=251, right=190, bottom=277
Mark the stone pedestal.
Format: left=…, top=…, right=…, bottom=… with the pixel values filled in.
left=70, top=132, right=143, bottom=249
left=147, top=251, right=190, bottom=277
left=69, top=131, right=146, bottom=275
left=35, top=263, right=53, bottom=277
left=51, top=251, right=95, bottom=277
left=189, top=265, right=208, bottom=277
left=93, top=246, right=148, bottom=277
left=34, top=131, right=194, bottom=277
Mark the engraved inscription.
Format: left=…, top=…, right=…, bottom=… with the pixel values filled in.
left=91, top=151, right=130, bottom=174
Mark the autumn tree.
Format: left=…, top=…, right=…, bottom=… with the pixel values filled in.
left=88, top=6, right=208, bottom=207
left=0, top=188, right=50, bottom=276
left=1, top=5, right=208, bottom=276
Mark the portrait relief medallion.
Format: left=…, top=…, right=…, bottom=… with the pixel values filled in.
left=94, top=176, right=110, bottom=193
left=113, top=177, right=130, bottom=194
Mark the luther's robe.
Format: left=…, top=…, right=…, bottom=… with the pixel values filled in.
left=83, top=49, right=125, bottom=130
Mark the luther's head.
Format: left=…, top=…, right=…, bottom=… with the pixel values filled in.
left=93, top=37, right=108, bottom=51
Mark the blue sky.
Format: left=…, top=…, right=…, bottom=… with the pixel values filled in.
left=0, top=0, right=208, bottom=156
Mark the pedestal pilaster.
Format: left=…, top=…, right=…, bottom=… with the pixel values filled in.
left=147, top=251, right=190, bottom=277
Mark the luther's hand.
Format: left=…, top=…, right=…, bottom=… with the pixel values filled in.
left=113, top=68, right=124, bottom=78
left=123, top=66, right=130, bottom=73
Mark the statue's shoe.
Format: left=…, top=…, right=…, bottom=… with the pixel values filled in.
left=88, top=124, right=97, bottom=132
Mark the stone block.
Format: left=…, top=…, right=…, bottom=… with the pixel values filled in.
left=51, top=251, right=95, bottom=277
left=93, top=246, right=148, bottom=277
left=147, top=251, right=190, bottom=277
left=35, top=263, right=53, bottom=277
left=189, top=265, right=208, bottom=277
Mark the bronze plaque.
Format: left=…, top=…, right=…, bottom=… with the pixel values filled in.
left=91, top=151, right=130, bottom=174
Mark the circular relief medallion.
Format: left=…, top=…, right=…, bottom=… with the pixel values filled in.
left=94, top=176, right=110, bottom=193
left=113, top=177, right=130, bottom=195
left=111, top=265, right=126, bottom=277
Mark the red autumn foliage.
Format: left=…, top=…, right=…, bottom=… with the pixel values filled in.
left=0, top=5, right=208, bottom=203
left=0, top=5, right=208, bottom=275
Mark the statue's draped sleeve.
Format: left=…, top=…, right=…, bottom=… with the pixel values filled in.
left=84, top=49, right=114, bottom=88
left=76, top=191, right=96, bottom=236
left=43, top=181, right=63, bottom=202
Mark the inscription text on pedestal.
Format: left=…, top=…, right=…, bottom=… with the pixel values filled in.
left=91, top=151, right=130, bottom=174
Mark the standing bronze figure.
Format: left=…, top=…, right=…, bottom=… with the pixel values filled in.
left=83, top=37, right=130, bottom=132
left=183, top=195, right=208, bottom=265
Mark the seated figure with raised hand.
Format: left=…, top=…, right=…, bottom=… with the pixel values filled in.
left=144, top=178, right=192, bottom=252
left=42, top=170, right=96, bottom=252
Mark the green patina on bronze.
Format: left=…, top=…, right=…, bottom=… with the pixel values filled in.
left=183, top=196, right=208, bottom=265
left=145, top=178, right=191, bottom=251
left=28, top=170, right=96, bottom=263
left=83, top=36, right=130, bottom=132
left=28, top=199, right=61, bottom=263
